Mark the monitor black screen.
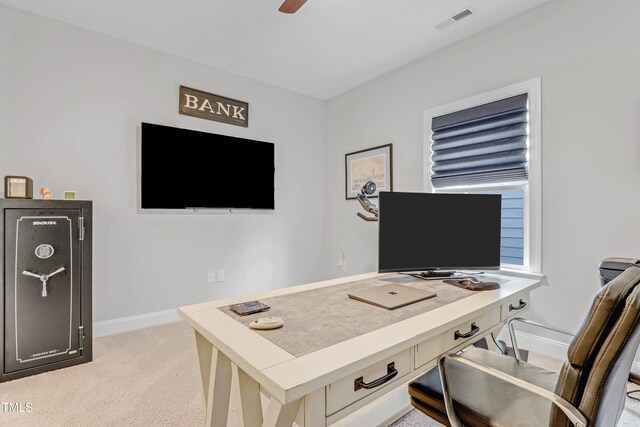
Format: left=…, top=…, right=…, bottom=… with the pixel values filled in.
left=378, top=192, right=501, bottom=272
left=141, top=123, right=275, bottom=210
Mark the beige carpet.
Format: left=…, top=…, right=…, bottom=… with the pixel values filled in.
left=0, top=321, right=638, bottom=426
left=0, top=321, right=204, bottom=426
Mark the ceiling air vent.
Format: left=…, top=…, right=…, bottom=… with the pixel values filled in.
left=452, top=9, right=473, bottom=21
left=435, top=7, right=476, bottom=30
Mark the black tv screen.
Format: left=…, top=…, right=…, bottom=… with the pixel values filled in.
left=140, top=123, right=275, bottom=210
left=378, top=192, right=501, bottom=272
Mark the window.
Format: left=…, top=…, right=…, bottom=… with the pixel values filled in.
left=478, top=188, right=525, bottom=266
left=423, top=79, right=541, bottom=272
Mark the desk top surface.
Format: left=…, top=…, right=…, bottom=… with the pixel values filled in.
left=178, top=271, right=542, bottom=403
left=218, top=274, right=510, bottom=357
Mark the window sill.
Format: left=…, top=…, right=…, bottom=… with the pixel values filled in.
left=498, top=267, right=546, bottom=281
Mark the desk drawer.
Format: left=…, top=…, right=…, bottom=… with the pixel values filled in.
left=326, top=348, right=411, bottom=416
left=415, top=308, right=500, bottom=369
left=501, top=292, right=530, bottom=321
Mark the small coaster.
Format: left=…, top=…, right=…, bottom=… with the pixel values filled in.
left=249, top=316, right=284, bottom=330
left=229, top=300, right=270, bottom=316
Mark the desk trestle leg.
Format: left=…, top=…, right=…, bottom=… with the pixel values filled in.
left=194, top=331, right=232, bottom=427
left=234, top=364, right=264, bottom=427
left=483, top=327, right=507, bottom=354
left=303, top=388, right=326, bottom=427
left=263, top=396, right=302, bottom=427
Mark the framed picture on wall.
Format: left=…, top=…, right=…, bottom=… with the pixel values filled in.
left=345, top=143, right=393, bottom=200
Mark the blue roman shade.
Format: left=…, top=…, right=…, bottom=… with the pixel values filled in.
left=431, top=94, right=529, bottom=189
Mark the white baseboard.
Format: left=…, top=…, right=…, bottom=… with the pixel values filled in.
left=507, top=330, right=569, bottom=361
left=93, top=308, right=181, bottom=337
left=499, top=330, right=640, bottom=374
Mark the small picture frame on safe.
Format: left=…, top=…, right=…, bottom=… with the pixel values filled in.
left=345, top=143, right=393, bottom=199
left=3, top=176, right=34, bottom=199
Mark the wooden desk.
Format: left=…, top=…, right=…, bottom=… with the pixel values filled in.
left=178, top=272, right=541, bottom=427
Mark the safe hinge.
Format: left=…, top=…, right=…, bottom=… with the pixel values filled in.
left=79, top=217, right=85, bottom=241
left=79, top=326, right=85, bottom=350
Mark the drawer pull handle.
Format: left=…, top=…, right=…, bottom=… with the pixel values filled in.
left=454, top=323, right=480, bottom=340
left=509, top=299, right=527, bottom=311
left=354, top=362, right=398, bottom=391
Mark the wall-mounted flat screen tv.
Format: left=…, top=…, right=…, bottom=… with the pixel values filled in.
left=140, top=122, right=275, bottom=210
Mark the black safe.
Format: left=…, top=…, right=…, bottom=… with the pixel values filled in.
left=0, top=199, right=92, bottom=382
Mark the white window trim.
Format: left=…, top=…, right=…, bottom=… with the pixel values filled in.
left=423, top=78, right=542, bottom=274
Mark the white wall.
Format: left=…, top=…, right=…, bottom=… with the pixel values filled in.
left=0, top=5, right=328, bottom=322
left=324, top=0, right=640, bottom=336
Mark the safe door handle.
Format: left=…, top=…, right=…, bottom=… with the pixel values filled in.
left=454, top=322, right=480, bottom=340
left=354, top=362, right=398, bottom=391
left=22, top=267, right=66, bottom=297
left=509, top=299, right=527, bottom=311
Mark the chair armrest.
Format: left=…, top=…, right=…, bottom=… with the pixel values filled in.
left=437, top=354, right=587, bottom=427
left=508, top=317, right=575, bottom=361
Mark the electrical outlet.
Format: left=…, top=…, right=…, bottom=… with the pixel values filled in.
left=207, top=271, right=216, bottom=283
left=217, top=269, right=225, bottom=282
left=338, top=250, right=346, bottom=270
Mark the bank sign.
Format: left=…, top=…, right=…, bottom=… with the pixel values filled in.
left=179, top=86, right=249, bottom=128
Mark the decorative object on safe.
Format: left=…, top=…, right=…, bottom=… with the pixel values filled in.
left=39, top=186, right=53, bottom=200
left=3, top=176, right=33, bottom=199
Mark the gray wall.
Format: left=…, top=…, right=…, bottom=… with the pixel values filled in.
left=0, top=5, right=328, bottom=322
left=324, top=0, right=640, bottom=333
left=4, top=0, right=640, bottom=340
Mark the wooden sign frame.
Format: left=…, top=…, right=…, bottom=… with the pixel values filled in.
left=179, top=86, right=249, bottom=128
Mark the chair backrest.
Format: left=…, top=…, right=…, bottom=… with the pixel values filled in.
left=551, top=266, right=640, bottom=427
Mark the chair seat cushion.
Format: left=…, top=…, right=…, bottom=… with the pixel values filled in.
left=409, top=347, right=560, bottom=427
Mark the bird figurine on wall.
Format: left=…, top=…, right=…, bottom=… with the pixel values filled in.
left=356, top=181, right=379, bottom=222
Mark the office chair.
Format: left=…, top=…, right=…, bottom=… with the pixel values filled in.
left=408, top=267, right=640, bottom=427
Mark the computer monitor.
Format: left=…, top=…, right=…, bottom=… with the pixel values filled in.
left=378, top=192, right=501, bottom=273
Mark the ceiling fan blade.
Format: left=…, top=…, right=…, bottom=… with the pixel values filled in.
left=279, top=0, right=308, bottom=14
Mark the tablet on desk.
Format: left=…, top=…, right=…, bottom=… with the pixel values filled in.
left=348, top=283, right=436, bottom=310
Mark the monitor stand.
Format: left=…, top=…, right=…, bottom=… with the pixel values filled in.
left=419, top=270, right=456, bottom=278
left=399, top=270, right=484, bottom=281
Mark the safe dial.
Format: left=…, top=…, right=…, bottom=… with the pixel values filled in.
left=35, top=244, right=55, bottom=259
